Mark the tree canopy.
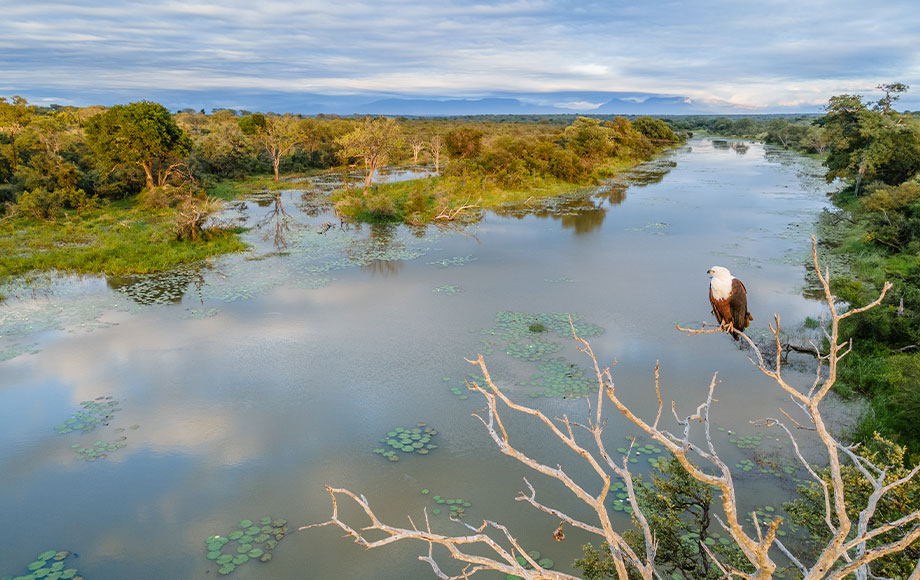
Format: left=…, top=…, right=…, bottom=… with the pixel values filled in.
left=85, top=101, right=192, bottom=190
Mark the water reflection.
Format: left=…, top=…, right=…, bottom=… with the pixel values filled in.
left=492, top=154, right=676, bottom=235
left=107, top=265, right=207, bottom=306
left=257, top=193, right=295, bottom=250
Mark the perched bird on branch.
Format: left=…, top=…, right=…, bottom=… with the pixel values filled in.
left=708, top=266, right=752, bottom=340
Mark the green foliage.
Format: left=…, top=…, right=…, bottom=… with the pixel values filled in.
left=444, top=127, right=483, bottom=159
left=823, top=89, right=920, bottom=188
left=576, top=455, right=750, bottom=579
left=85, top=101, right=193, bottom=190
left=238, top=113, right=267, bottom=135
left=784, top=434, right=920, bottom=578
left=15, top=187, right=95, bottom=221
left=632, top=116, right=678, bottom=143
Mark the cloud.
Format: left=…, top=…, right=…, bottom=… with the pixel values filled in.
left=554, top=100, right=604, bottom=110
left=0, top=0, right=917, bottom=111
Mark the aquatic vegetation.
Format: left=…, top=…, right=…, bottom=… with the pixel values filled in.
left=503, top=548, right=555, bottom=578
left=181, top=307, right=220, bottom=319
left=2, top=550, right=80, bottom=580
left=626, top=222, right=670, bottom=235
left=373, top=425, right=439, bottom=461
left=52, top=398, right=138, bottom=461
left=52, top=397, right=119, bottom=434
left=427, top=493, right=472, bottom=519
left=477, top=312, right=604, bottom=399
left=205, top=516, right=288, bottom=575
left=432, top=284, right=462, bottom=295
left=427, top=255, right=477, bottom=268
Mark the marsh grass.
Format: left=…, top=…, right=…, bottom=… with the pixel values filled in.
left=333, top=174, right=585, bottom=224
left=0, top=204, right=246, bottom=283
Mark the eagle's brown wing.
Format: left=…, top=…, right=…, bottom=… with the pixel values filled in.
left=729, top=278, right=753, bottom=334
left=710, top=288, right=731, bottom=327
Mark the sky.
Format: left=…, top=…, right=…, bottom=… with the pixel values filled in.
left=1, top=0, right=918, bottom=114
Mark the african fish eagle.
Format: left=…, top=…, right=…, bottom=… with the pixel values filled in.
left=708, top=266, right=752, bottom=340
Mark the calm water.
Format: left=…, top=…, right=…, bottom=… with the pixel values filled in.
left=0, top=139, right=840, bottom=579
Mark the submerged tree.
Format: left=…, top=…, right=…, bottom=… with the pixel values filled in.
left=306, top=237, right=920, bottom=579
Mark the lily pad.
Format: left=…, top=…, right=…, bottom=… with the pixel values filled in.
left=218, top=563, right=236, bottom=575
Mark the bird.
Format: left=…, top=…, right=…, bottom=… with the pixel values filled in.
left=707, top=266, right=753, bottom=340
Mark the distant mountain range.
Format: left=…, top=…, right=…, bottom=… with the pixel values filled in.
left=23, top=88, right=826, bottom=116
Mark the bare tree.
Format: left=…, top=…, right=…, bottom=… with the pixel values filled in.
left=411, top=136, right=425, bottom=165
left=430, top=134, right=444, bottom=176
left=306, top=237, right=920, bottom=580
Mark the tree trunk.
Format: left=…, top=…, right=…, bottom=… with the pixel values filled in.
left=273, top=154, right=281, bottom=182
left=141, top=161, right=155, bottom=190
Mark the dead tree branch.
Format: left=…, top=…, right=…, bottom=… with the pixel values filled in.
left=309, top=235, right=918, bottom=580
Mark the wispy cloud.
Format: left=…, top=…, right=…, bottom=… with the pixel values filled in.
left=0, top=0, right=917, bottom=111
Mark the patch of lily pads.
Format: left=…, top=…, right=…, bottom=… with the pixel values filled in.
left=432, top=284, right=462, bottom=295
left=53, top=397, right=119, bottom=434
left=53, top=398, right=139, bottom=461
left=475, top=312, right=603, bottom=399
left=374, top=425, right=439, bottom=461
left=2, top=550, right=80, bottom=580
left=525, top=359, right=596, bottom=398
left=504, top=549, right=555, bottom=579
left=205, top=516, right=289, bottom=575
left=422, top=489, right=472, bottom=518
left=427, top=255, right=477, bottom=268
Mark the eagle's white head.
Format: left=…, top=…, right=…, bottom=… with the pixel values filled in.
left=708, top=266, right=733, bottom=299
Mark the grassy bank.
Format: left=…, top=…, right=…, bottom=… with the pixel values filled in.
left=818, top=185, right=920, bottom=457
left=0, top=202, right=247, bottom=287
left=333, top=157, right=645, bottom=224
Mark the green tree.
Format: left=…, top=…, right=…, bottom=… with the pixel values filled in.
left=564, top=117, right=614, bottom=162
left=238, top=112, right=307, bottom=181
left=823, top=88, right=920, bottom=192
left=84, top=101, right=192, bottom=191
left=765, top=119, right=807, bottom=149
left=632, top=116, right=678, bottom=144
left=444, top=127, right=483, bottom=160
left=336, top=116, right=402, bottom=192
left=0, top=95, right=34, bottom=174
left=577, top=455, right=750, bottom=580
left=785, top=433, right=920, bottom=579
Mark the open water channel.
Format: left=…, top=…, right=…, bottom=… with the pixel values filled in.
left=0, top=138, right=841, bottom=579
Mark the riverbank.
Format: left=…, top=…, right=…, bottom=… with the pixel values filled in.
left=331, top=156, right=646, bottom=224
left=0, top=201, right=246, bottom=293
left=816, top=184, right=920, bottom=457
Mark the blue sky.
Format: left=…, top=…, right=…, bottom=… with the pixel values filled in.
left=1, top=0, right=918, bottom=113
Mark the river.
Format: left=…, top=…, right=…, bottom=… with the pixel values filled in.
left=0, top=138, right=840, bottom=579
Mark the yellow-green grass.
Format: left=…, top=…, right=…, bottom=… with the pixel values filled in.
left=333, top=174, right=586, bottom=224
left=1, top=205, right=247, bottom=284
